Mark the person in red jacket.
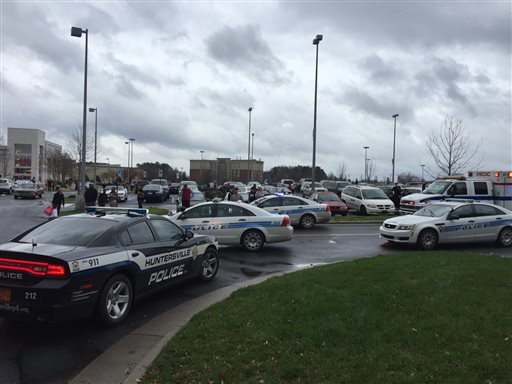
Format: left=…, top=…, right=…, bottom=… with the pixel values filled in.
left=179, top=184, right=193, bottom=208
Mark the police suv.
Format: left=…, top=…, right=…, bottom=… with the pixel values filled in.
left=0, top=208, right=219, bottom=325
left=400, top=171, right=512, bottom=214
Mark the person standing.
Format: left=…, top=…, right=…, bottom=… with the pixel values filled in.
left=137, top=188, right=145, bottom=208
left=255, top=186, right=265, bottom=200
left=179, top=184, right=193, bottom=208
left=249, top=184, right=257, bottom=202
left=52, top=187, right=65, bottom=216
left=229, top=187, right=243, bottom=202
left=108, top=187, right=118, bottom=207
left=84, top=183, right=98, bottom=206
left=392, top=183, right=402, bottom=212
left=97, top=188, right=108, bottom=207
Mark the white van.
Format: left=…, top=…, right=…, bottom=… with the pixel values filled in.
left=341, top=185, right=395, bottom=215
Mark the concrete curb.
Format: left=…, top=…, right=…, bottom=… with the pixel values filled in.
left=70, top=272, right=287, bottom=384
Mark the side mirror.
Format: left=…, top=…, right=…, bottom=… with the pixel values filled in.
left=185, top=229, right=194, bottom=239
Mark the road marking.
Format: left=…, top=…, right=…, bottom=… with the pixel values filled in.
left=294, top=233, right=377, bottom=237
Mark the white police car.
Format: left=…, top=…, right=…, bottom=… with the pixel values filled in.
left=0, top=208, right=219, bottom=325
left=380, top=201, right=512, bottom=250
left=168, top=200, right=293, bottom=251
left=251, top=194, right=331, bottom=229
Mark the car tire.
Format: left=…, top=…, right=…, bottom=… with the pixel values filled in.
left=14, top=196, right=17, bottom=199
left=299, top=214, right=316, bottom=229
left=360, top=205, right=367, bottom=216
left=417, top=229, right=439, bottom=251
left=97, top=274, right=133, bottom=326
left=497, top=227, right=512, bottom=247
left=242, top=230, right=265, bottom=251
left=198, top=247, right=219, bottom=281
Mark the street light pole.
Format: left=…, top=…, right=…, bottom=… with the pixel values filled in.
left=251, top=133, right=255, bottom=182
left=363, top=146, right=370, bottom=182
left=129, top=138, right=135, bottom=184
left=89, top=107, right=97, bottom=184
left=125, top=142, right=130, bottom=181
left=200, top=150, right=204, bottom=185
left=247, top=107, right=253, bottom=183
left=392, top=114, right=399, bottom=183
left=312, top=34, right=323, bottom=193
left=71, top=26, right=89, bottom=195
left=421, top=164, right=426, bottom=181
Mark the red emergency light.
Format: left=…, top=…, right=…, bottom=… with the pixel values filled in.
left=508, top=172, right=512, bottom=178
left=494, top=172, right=500, bottom=177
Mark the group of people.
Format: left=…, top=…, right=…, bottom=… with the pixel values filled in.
left=84, top=184, right=120, bottom=207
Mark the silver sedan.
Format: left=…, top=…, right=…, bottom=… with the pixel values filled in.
left=168, top=201, right=293, bottom=251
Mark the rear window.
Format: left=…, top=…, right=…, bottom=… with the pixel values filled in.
left=16, top=217, right=115, bottom=246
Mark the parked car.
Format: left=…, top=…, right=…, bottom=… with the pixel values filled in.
left=251, top=194, right=331, bottom=229
left=310, top=191, right=348, bottom=216
left=13, top=183, right=44, bottom=199
left=0, top=178, right=14, bottom=194
left=341, top=185, right=395, bottom=215
left=169, top=200, right=293, bottom=251
left=380, top=201, right=512, bottom=250
left=150, top=179, right=169, bottom=199
left=302, top=182, right=327, bottom=198
left=169, top=183, right=181, bottom=195
left=105, top=185, right=128, bottom=202
left=143, top=184, right=165, bottom=203
left=0, top=208, right=219, bottom=325
left=320, top=180, right=351, bottom=196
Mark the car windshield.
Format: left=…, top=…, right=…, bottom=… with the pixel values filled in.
left=414, top=204, right=453, bottom=217
left=317, top=194, right=341, bottom=202
left=423, top=181, right=452, bottom=195
left=362, top=189, right=388, bottom=199
left=16, top=217, right=114, bottom=246
left=20, top=183, right=36, bottom=189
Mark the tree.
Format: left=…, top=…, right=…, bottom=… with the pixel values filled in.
left=426, top=116, right=481, bottom=176
left=336, top=162, right=348, bottom=180
left=0, top=144, right=11, bottom=178
left=47, top=150, right=74, bottom=182
left=66, top=124, right=95, bottom=163
left=397, top=172, right=420, bottom=184
left=366, top=159, right=376, bottom=182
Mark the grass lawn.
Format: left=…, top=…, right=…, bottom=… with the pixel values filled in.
left=142, top=251, right=512, bottom=384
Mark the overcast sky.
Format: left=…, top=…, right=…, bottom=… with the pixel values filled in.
left=1, top=1, right=511, bottom=181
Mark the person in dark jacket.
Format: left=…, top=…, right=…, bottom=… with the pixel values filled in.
left=84, top=184, right=98, bottom=206
left=97, top=188, right=108, bottom=206
left=392, top=183, right=402, bottom=211
left=52, top=187, right=65, bottom=216
left=137, top=188, right=144, bottom=208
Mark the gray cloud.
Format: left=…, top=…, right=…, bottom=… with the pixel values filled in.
left=205, top=25, right=292, bottom=85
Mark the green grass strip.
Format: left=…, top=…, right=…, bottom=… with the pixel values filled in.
left=142, top=252, right=512, bottom=384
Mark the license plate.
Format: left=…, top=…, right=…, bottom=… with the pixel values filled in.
left=0, top=288, right=11, bottom=303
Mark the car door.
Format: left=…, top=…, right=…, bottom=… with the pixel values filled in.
left=443, top=204, right=476, bottom=243
left=212, top=204, right=256, bottom=243
left=473, top=204, right=507, bottom=241
left=174, top=204, right=215, bottom=237
left=256, top=196, right=284, bottom=215
left=281, top=196, right=310, bottom=225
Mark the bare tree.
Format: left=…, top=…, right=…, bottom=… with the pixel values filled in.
left=397, top=172, right=420, bottom=184
left=426, top=116, right=481, bottom=176
left=336, top=162, right=348, bottom=180
left=0, top=145, right=11, bottom=178
left=66, top=125, right=95, bottom=163
left=47, top=150, right=74, bottom=182
left=367, top=159, right=376, bottom=182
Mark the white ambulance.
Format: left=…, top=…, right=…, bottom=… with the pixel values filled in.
left=400, top=171, right=512, bottom=214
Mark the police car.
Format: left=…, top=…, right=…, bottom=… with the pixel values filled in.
left=0, top=208, right=219, bottom=325
left=251, top=194, right=331, bottom=229
left=380, top=200, right=512, bottom=250
left=168, top=200, right=293, bottom=251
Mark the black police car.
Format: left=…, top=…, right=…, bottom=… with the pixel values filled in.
left=0, top=208, right=219, bottom=326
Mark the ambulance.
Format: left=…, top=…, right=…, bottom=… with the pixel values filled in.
left=399, top=171, right=512, bottom=214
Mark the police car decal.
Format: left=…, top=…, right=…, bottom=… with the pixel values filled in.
left=441, top=219, right=512, bottom=233
left=69, top=251, right=129, bottom=274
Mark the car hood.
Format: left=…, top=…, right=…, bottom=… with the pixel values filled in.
left=400, top=193, right=443, bottom=203
left=384, top=214, right=438, bottom=225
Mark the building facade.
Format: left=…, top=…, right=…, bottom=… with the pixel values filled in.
left=189, top=157, right=264, bottom=185
left=6, top=128, right=62, bottom=181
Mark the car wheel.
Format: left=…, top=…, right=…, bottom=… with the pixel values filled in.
left=360, top=205, right=367, bottom=216
left=198, top=247, right=219, bottom=281
left=299, top=214, right=316, bottom=229
left=97, top=274, right=133, bottom=326
left=497, top=227, right=512, bottom=247
left=417, top=229, right=439, bottom=251
left=14, top=196, right=17, bottom=199
left=242, top=230, right=265, bottom=251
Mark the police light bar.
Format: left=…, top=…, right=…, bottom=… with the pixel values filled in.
left=85, top=206, right=148, bottom=216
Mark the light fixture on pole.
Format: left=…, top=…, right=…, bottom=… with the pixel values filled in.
left=71, top=26, right=89, bottom=195
left=392, top=113, right=399, bottom=183
left=247, top=107, right=253, bottom=183
left=88, top=107, right=97, bottom=184
left=106, top=157, right=109, bottom=164
left=421, top=164, right=426, bottom=181
left=363, top=146, right=370, bottom=182
left=311, top=34, right=323, bottom=193
left=129, top=138, right=135, bottom=184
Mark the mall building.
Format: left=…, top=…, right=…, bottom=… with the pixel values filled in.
left=189, top=157, right=264, bottom=185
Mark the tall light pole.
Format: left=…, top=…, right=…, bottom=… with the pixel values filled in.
left=312, top=34, right=323, bottom=193
left=200, top=150, right=204, bottom=185
left=363, top=146, right=370, bottom=182
left=251, top=133, right=255, bottom=182
left=421, top=164, right=426, bottom=181
left=247, top=107, right=253, bottom=183
left=392, top=113, right=399, bottom=183
left=71, top=26, right=89, bottom=195
left=129, top=138, right=135, bottom=184
left=89, top=107, right=97, bottom=184
left=125, top=141, right=130, bottom=181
